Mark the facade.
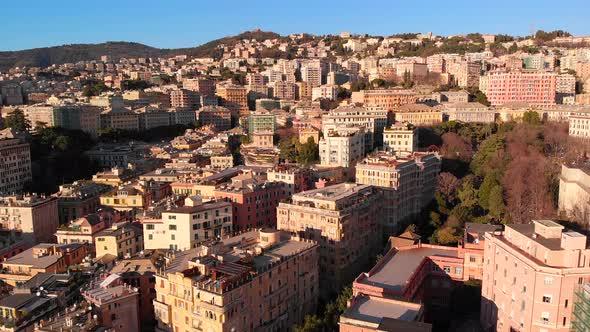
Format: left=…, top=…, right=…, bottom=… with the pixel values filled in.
left=216, top=84, right=249, bottom=117
left=558, top=165, right=590, bottom=220
left=248, top=111, right=276, bottom=134
left=322, top=105, right=389, bottom=149
left=170, top=89, right=200, bottom=110
left=353, top=89, right=418, bottom=111
left=480, top=69, right=557, bottom=106
left=312, top=85, right=339, bottom=101
left=0, top=129, right=32, bottom=195
left=382, top=123, right=418, bottom=153
left=153, top=229, right=319, bottom=332
left=277, top=183, right=383, bottom=296
left=53, top=180, right=113, bottom=224
left=569, top=114, right=590, bottom=140
left=355, top=152, right=441, bottom=234
left=480, top=220, right=590, bottom=332
left=444, top=102, right=496, bottom=123
left=319, top=127, right=366, bottom=168
left=394, top=104, right=444, bottom=126
left=142, top=197, right=233, bottom=251
left=213, top=173, right=283, bottom=231
left=197, top=106, right=232, bottom=131
left=272, top=81, right=297, bottom=100
left=0, top=195, right=59, bottom=244
left=267, top=167, right=310, bottom=198
left=210, top=155, right=234, bottom=169
left=95, top=223, right=143, bottom=259
left=182, top=78, right=215, bottom=95
left=82, top=274, right=141, bottom=332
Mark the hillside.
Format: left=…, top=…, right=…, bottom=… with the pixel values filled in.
left=0, top=30, right=282, bottom=70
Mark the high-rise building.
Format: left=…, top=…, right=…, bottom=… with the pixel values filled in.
left=170, top=89, right=201, bottom=110
left=216, top=84, right=249, bottom=117
left=301, top=66, right=322, bottom=87
left=355, top=151, right=441, bottom=234
left=153, top=229, right=319, bottom=332
left=480, top=220, right=590, bottom=332
left=196, top=106, right=232, bottom=131
left=272, top=81, right=297, bottom=100
left=277, top=183, right=383, bottom=296
left=248, top=111, right=276, bottom=134
left=322, top=105, right=389, bottom=149
left=0, top=129, right=32, bottom=195
left=182, top=78, right=215, bottom=95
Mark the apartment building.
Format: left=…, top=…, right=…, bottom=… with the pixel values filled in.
left=142, top=197, right=232, bottom=251
left=170, top=89, right=200, bottom=110
left=383, top=123, right=418, bottom=153
left=319, top=127, right=366, bottom=169
left=277, top=183, right=383, bottom=296
left=443, top=102, right=496, bottom=123
left=0, top=195, right=59, bottom=244
left=248, top=111, right=276, bottom=134
left=352, top=89, right=418, bottom=111
left=394, top=104, right=444, bottom=126
left=0, top=129, right=32, bottom=195
left=322, top=105, right=389, bottom=149
left=0, top=243, right=87, bottom=287
left=82, top=274, right=141, bottom=332
left=196, top=106, right=232, bottom=131
left=301, top=66, right=322, bottom=87
left=447, top=61, right=481, bottom=87
left=480, top=69, right=557, bottom=106
left=312, top=85, right=339, bottom=101
left=569, top=114, right=590, bottom=140
left=272, top=81, right=297, bottom=100
left=210, top=155, right=234, bottom=169
left=355, top=151, right=441, bottom=234
left=267, top=166, right=310, bottom=198
left=213, top=172, right=282, bottom=231
left=182, top=78, right=215, bottom=95
left=216, top=84, right=249, bottom=117
left=558, top=165, right=590, bottom=220
left=153, top=229, right=319, bottom=332
left=53, top=180, right=113, bottom=224
left=480, top=220, right=590, bottom=332
left=95, top=223, right=143, bottom=260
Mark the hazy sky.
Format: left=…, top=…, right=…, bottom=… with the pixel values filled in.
left=2, top=0, right=589, bottom=51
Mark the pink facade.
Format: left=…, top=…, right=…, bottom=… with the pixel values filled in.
left=484, top=70, right=556, bottom=106
left=480, top=220, right=590, bottom=332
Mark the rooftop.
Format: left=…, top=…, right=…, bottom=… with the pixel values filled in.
left=342, top=295, right=421, bottom=325
left=362, top=245, right=459, bottom=293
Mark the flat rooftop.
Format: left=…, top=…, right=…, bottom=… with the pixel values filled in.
left=363, top=246, right=459, bottom=292
left=293, top=183, right=371, bottom=202
left=342, top=296, right=420, bottom=324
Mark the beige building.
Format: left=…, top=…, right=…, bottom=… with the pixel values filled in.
left=197, top=106, right=231, bottom=131
left=251, top=131, right=274, bottom=149
left=394, top=104, right=443, bottom=126
left=95, top=223, right=143, bottom=259
left=216, top=84, right=249, bottom=117
left=481, top=220, right=590, bottom=332
left=142, top=197, right=232, bottom=251
left=383, top=123, right=418, bottom=153
left=322, top=105, right=388, bottom=149
left=569, top=114, right=590, bottom=139
left=299, top=127, right=320, bottom=144
left=0, top=195, right=59, bottom=244
left=277, top=183, right=383, bottom=296
left=319, top=127, right=366, bottom=168
left=153, top=229, right=319, bottom=332
left=0, top=129, right=32, bottom=194
left=210, top=155, right=234, bottom=169
left=352, top=89, right=418, bottom=111
left=355, top=152, right=441, bottom=234
left=558, top=165, right=590, bottom=221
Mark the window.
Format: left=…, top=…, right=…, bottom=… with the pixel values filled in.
left=542, top=295, right=552, bottom=303
left=541, top=312, right=550, bottom=325
left=169, top=225, right=177, bottom=230
left=148, top=234, right=153, bottom=240
left=455, top=267, right=463, bottom=275
left=443, top=266, right=451, bottom=273
left=146, top=224, right=154, bottom=230
left=469, top=256, right=476, bottom=263
left=171, top=234, right=175, bottom=240
left=544, top=277, right=553, bottom=285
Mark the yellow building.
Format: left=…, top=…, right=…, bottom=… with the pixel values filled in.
left=95, top=223, right=143, bottom=260
left=153, top=229, right=319, bottom=332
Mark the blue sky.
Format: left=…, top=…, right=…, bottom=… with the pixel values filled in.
left=1, top=0, right=589, bottom=51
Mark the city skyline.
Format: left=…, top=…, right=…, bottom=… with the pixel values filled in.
left=1, top=0, right=590, bottom=51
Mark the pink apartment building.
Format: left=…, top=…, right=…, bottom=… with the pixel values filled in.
left=481, top=69, right=557, bottom=106
left=480, top=219, right=590, bottom=332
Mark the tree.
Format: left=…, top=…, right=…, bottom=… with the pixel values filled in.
left=488, top=185, right=506, bottom=221
left=278, top=137, right=298, bottom=162
left=522, top=111, right=541, bottom=125
left=437, top=172, right=460, bottom=203
left=441, top=132, right=472, bottom=162
left=457, top=177, right=478, bottom=208
left=478, top=172, right=500, bottom=210
left=3, top=109, right=31, bottom=132
left=296, top=137, right=319, bottom=164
